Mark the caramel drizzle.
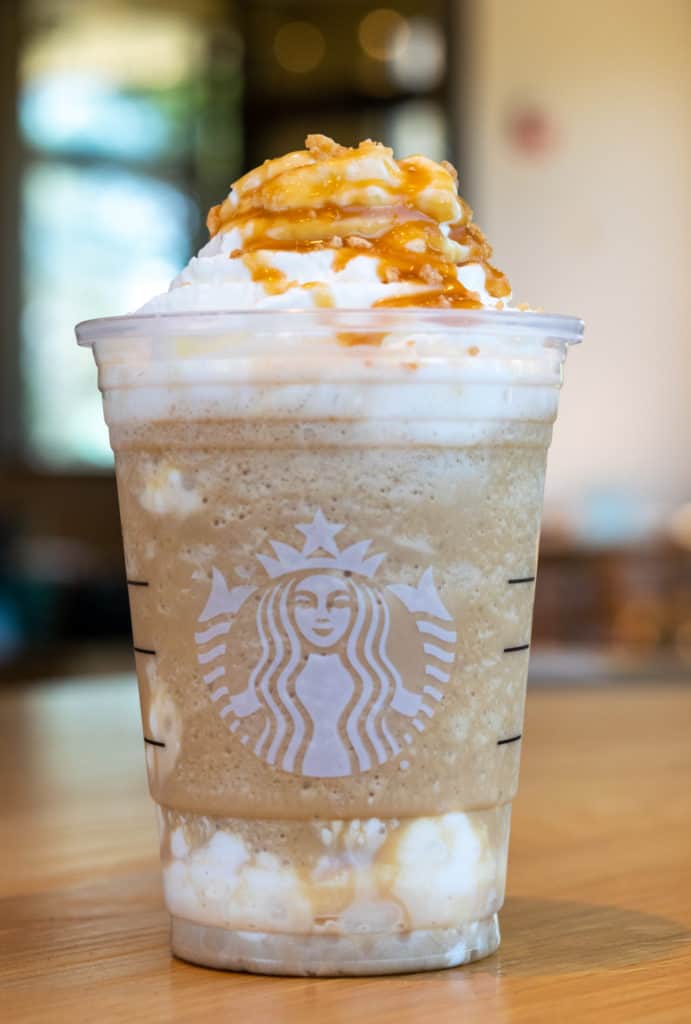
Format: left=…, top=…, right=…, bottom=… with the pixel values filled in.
left=240, top=252, right=294, bottom=296
left=219, top=163, right=510, bottom=308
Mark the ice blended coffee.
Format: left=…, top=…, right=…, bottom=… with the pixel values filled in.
left=76, top=135, right=582, bottom=975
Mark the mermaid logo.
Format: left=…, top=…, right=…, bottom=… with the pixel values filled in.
left=194, top=510, right=456, bottom=778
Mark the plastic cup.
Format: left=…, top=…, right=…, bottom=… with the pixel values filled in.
left=76, top=308, right=582, bottom=975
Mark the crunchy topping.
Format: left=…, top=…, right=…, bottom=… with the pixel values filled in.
left=206, top=204, right=222, bottom=237
left=404, top=238, right=427, bottom=254
left=305, top=133, right=350, bottom=159
left=345, top=235, right=374, bottom=249
left=208, top=134, right=510, bottom=308
left=381, top=266, right=401, bottom=283
left=420, top=264, right=443, bottom=286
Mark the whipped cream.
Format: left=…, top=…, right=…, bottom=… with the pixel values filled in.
left=158, top=807, right=509, bottom=934
left=138, top=135, right=511, bottom=313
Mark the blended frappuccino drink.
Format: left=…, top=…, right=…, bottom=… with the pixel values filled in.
left=77, top=135, right=582, bottom=975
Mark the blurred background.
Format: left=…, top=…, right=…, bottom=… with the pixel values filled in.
left=1, top=0, right=690, bottom=684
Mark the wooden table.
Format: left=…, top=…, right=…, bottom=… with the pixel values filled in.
left=2, top=675, right=690, bottom=1023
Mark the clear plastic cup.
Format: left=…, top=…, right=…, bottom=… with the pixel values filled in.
left=76, top=308, right=582, bottom=975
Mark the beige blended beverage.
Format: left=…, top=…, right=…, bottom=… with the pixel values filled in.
left=76, top=136, right=582, bottom=975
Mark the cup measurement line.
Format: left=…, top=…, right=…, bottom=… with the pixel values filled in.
left=144, top=736, right=166, bottom=748
left=497, top=734, right=522, bottom=746
left=134, top=646, right=157, bottom=656
left=507, top=576, right=535, bottom=585
left=127, top=579, right=149, bottom=587
left=503, top=643, right=530, bottom=653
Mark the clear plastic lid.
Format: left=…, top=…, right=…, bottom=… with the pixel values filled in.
left=76, top=307, right=584, bottom=347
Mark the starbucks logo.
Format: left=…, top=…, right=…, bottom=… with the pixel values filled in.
left=194, top=510, right=456, bottom=778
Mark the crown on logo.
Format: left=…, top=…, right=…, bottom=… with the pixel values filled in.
left=256, top=509, right=386, bottom=580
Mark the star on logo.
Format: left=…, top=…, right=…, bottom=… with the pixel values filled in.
left=256, top=509, right=385, bottom=578
left=296, top=509, right=345, bottom=555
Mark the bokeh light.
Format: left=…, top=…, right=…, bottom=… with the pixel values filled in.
left=389, top=16, right=445, bottom=91
left=273, top=21, right=326, bottom=74
left=358, top=9, right=409, bottom=62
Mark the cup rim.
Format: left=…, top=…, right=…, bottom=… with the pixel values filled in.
left=76, top=307, right=584, bottom=347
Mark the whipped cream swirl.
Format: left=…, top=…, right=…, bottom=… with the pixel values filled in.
left=138, top=135, right=511, bottom=313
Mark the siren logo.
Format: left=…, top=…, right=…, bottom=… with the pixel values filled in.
left=194, top=510, right=456, bottom=778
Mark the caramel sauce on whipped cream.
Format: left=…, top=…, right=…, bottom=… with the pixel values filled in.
left=208, top=134, right=511, bottom=309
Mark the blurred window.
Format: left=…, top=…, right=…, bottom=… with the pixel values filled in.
left=18, top=1, right=242, bottom=468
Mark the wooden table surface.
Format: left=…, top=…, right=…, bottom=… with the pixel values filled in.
left=1, top=675, right=690, bottom=1023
